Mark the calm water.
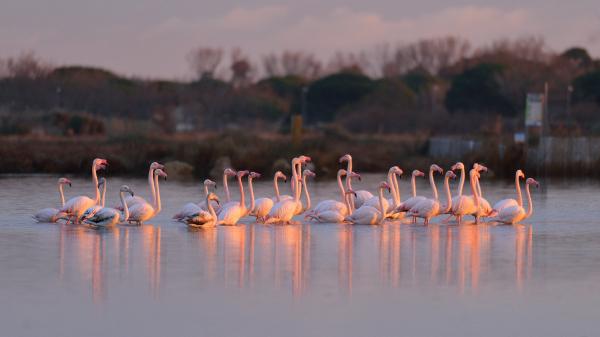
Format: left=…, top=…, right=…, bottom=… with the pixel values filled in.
left=1, top=175, right=599, bottom=337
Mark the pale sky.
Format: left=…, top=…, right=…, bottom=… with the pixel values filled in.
left=1, top=0, right=599, bottom=79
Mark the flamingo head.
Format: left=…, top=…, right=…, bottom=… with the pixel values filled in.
left=446, top=171, right=457, bottom=179
left=97, top=177, right=106, bottom=189
left=413, top=170, right=425, bottom=178
left=526, top=178, right=540, bottom=188
left=298, top=155, right=312, bottom=164
left=431, top=164, right=443, bottom=174
left=390, top=166, right=403, bottom=177
left=516, top=170, right=525, bottom=179
left=249, top=172, right=261, bottom=179
left=451, top=162, right=464, bottom=171
left=379, top=181, right=391, bottom=193
left=303, top=170, right=316, bottom=178
left=350, top=171, right=361, bottom=181
left=275, top=171, right=287, bottom=182
left=204, top=179, right=217, bottom=190
left=93, top=158, right=108, bottom=170
left=207, top=192, right=220, bottom=205
left=224, top=168, right=237, bottom=177
left=120, top=185, right=134, bottom=197
left=58, top=177, right=72, bottom=187
left=474, top=163, right=488, bottom=173
left=155, top=169, right=168, bottom=180
left=339, top=154, right=352, bottom=163
left=237, top=170, right=249, bottom=178
left=345, top=189, right=358, bottom=198
left=150, top=162, right=164, bottom=170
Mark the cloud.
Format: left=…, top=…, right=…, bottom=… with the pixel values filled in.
left=220, top=5, right=289, bottom=30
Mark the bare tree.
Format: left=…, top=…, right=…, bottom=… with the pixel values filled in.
left=2, top=51, right=52, bottom=79
left=187, top=47, right=223, bottom=80
left=262, top=51, right=322, bottom=78
left=326, top=51, right=368, bottom=75
left=230, top=48, right=254, bottom=87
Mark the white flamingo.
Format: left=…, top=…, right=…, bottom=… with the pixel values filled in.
left=245, top=171, right=262, bottom=217
left=307, top=190, right=356, bottom=223
left=264, top=158, right=304, bottom=225
left=339, top=154, right=373, bottom=208
left=299, top=169, right=316, bottom=213
left=172, top=179, right=218, bottom=221
left=408, top=169, right=455, bottom=225
left=305, top=169, right=360, bottom=220
left=491, top=170, right=526, bottom=215
left=251, top=171, right=287, bottom=222
left=280, top=155, right=311, bottom=202
left=83, top=185, right=135, bottom=228
left=184, top=193, right=220, bottom=228
left=397, top=166, right=440, bottom=223
left=60, top=158, right=107, bottom=223
left=222, top=168, right=237, bottom=203
left=492, top=178, right=539, bottom=224
left=80, top=177, right=108, bottom=222
left=33, top=177, right=72, bottom=223
left=128, top=169, right=167, bottom=225
left=217, top=170, right=249, bottom=226
left=472, top=163, right=493, bottom=217
left=119, top=162, right=164, bottom=209
left=344, top=181, right=391, bottom=225
left=363, top=166, right=403, bottom=215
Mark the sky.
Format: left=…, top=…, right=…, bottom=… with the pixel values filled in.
left=1, top=0, right=599, bottom=79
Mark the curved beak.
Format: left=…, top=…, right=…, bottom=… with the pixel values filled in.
left=129, top=191, right=135, bottom=197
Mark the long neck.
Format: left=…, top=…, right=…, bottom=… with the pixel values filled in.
left=429, top=169, right=439, bottom=201
left=248, top=177, right=255, bottom=213
left=101, top=182, right=107, bottom=207
left=378, top=187, right=386, bottom=217
left=153, top=173, right=162, bottom=213
left=477, top=177, right=483, bottom=198
left=58, top=184, right=65, bottom=206
left=525, top=184, right=534, bottom=218
left=273, top=175, right=281, bottom=202
left=223, top=174, right=231, bottom=202
left=204, top=184, right=209, bottom=197
left=148, top=166, right=157, bottom=207
left=344, top=193, right=353, bottom=213
left=471, top=174, right=480, bottom=209
left=411, top=174, right=417, bottom=197
left=336, top=172, right=346, bottom=202
left=515, top=174, right=523, bottom=207
left=443, top=176, right=452, bottom=213
left=393, top=173, right=401, bottom=205
left=91, top=164, right=100, bottom=204
left=388, top=171, right=400, bottom=206
left=292, top=164, right=301, bottom=202
left=237, top=175, right=245, bottom=208
left=207, top=196, right=217, bottom=219
left=457, top=167, right=465, bottom=196
left=120, top=191, right=129, bottom=221
left=345, top=159, right=353, bottom=191
left=302, top=174, right=311, bottom=211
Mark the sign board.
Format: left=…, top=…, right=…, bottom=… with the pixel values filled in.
left=525, top=93, right=543, bottom=127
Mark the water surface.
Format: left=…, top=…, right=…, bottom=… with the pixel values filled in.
left=1, top=175, right=599, bottom=337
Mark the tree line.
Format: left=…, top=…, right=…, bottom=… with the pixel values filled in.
left=1, top=36, right=599, bottom=136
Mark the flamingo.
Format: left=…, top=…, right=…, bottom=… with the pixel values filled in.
left=491, top=170, right=526, bottom=215
left=119, top=162, right=164, bottom=209
left=492, top=178, right=539, bottom=224
left=339, top=154, right=373, bottom=208
left=172, top=179, right=218, bottom=221
left=184, top=193, right=220, bottom=228
left=408, top=169, right=455, bottom=225
left=472, top=163, right=493, bottom=217
left=264, top=158, right=304, bottom=225
left=280, top=155, right=311, bottom=201
left=80, top=177, right=108, bottom=222
left=344, top=181, right=391, bottom=225
left=127, top=169, right=167, bottom=225
left=245, top=171, right=262, bottom=218
left=217, top=170, right=249, bottom=226
left=363, top=166, right=403, bottom=215
left=305, top=169, right=360, bottom=220
left=60, top=158, right=107, bottom=223
left=222, top=168, right=237, bottom=203
left=442, top=162, right=467, bottom=222
left=299, top=169, right=316, bottom=213
left=83, top=186, right=135, bottom=228
left=307, top=190, right=356, bottom=223
left=397, top=166, right=440, bottom=223
left=33, top=177, right=72, bottom=223
left=251, top=171, right=287, bottom=222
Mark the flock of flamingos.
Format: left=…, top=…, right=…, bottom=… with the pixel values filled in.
left=33, top=154, right=539, bottom=228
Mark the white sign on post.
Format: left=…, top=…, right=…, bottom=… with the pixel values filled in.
left=525, top=93, right=543, bottom=127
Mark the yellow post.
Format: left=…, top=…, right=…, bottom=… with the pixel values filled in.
left=291, top=115, right=303, bottom=146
